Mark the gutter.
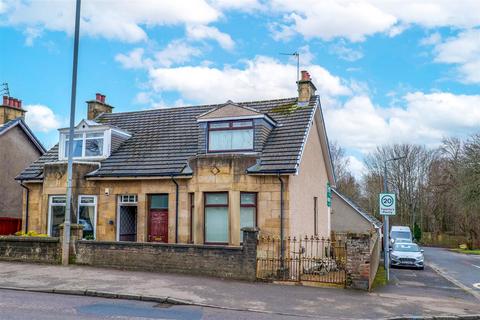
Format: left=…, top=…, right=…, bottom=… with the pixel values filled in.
left=277, top=174, right=285, bottom=270
left=19, top=182, right=30, bottom=233
left=171, top=176, right=179, bottom=243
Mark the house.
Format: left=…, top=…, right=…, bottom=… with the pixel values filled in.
left=0, top=96, right=46, bottom=234
left=331, top=188, right=382, bottom=234
left=16, top=71, right=335, bottom=245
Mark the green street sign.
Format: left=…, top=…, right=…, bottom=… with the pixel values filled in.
left=327, top=182, right=332, bottom=207
left=379, top=193, right=396, bottom=215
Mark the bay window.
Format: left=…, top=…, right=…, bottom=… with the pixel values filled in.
left=208, top=120, right=253, bottom=152
left=204, top=192, right=229, bottom=244
left=240, top=193, right=256, bottom=242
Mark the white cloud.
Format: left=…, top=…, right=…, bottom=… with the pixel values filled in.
left=269, top=0, right=480, bottom=42
left=1, top=0, right=220, bottom=43
left=210, top=0, right=264, bottom=12
left=155, top=40, right=203, bottom=67
left=329, top=40, right=363, bottom=61
left=24, top=104, right=62, bottom=133
left=420, top=32, right=441, bottom=46
left=186, top=25, right=235, bottom=50
left=115, top=48, right=148, bottom=70
left=325, top=92, right=480, bottom=153
left=147, top=56, right=351, bottom=103
left=347, top=155, right=367, bottom=180
left=116, top=40, right=203, bottom=70
left=23, top=27, right=42, bottom=46
left=432, top=29, right=480, bottom=84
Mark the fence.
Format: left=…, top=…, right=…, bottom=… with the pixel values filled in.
left=0, top=218, right=22, bottom=235
left=256, top=235, right=347, bottom=285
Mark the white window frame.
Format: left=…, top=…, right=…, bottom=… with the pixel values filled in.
left=47, top=195, right=66, bottom=237
left=59, top=130, right=111, bottom=161
left=116, top=195, right=138, bottom=241
left=77, top=195, right=98, bottom=240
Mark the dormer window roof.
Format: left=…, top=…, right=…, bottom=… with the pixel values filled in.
left=58, top=119, right=130, bottom=161
left=197, top=100, right=276, bottom=126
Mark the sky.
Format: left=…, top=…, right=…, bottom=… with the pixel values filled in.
left=1, top=0, right=479, bottom=178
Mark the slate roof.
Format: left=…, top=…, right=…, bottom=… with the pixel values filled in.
left=332, top=188, right=382, bottom=229
left=0, top=118, right=46, bottom=154
left=17, top=96, right=318, bottom=180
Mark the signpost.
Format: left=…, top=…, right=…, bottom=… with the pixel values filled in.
left=327, top=182, right=332, bottom=207
left=380, top=193, right=396, bottom=281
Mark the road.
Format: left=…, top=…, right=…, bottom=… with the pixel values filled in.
left=424, top=247, right=480, bottom=299
left=0, top=289, right=300, bottom=320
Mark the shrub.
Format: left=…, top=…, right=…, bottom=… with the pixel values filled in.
left=413, top=223, right=422, bottom=242
left=14, top=230, right=48, bottom=237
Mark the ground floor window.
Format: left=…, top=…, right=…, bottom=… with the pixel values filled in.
left=240, top=192, right=256, bottom=242
left=48, top=195, right=66, bottom=237
left=204, top=192, right=229, bottom=244
left=78, top=195, right=97, bottom=240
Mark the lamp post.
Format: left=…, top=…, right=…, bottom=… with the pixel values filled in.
left=62, top=0, right=81, bottom=266
left=383, top=156, right=405, bottom=281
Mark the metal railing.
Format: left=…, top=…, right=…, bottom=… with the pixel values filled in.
left=257, top=235, right=346, bottom=285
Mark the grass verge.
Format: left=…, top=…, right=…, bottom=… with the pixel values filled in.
left=451, top=248, right=480, bottom=255
left=372, top=265, right=387, bottom=290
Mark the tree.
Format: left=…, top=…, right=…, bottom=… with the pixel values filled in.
left=329, top=141, right=361, bottom=202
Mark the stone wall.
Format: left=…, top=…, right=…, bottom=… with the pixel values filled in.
left=345, top=233, right=374, bottom=290
left=0, top=236, right=60, bottom=264
left=75, top=228, right=258, bottom=281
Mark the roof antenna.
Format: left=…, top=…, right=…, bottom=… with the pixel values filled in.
left=280, top=52, right=300, bottom=82
left=1, top=83, right=10, bottom=96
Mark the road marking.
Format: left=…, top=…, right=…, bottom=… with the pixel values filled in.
left=472, top=264, right=480, bottom=269
left=474, top=283, right=480, bottom=290
left=427, top=263, right=480, bottom=301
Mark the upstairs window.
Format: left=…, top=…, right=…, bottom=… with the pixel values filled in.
left=63, top=132, right=105, bottom=158
left=208, top=120, right=253, bottom=152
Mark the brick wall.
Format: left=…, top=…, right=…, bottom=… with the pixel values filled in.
left=345, top=233, right=372, bottom=290
left=0, top=236, right=60, bottom=264
left=75, top=228, right=258, bottom=281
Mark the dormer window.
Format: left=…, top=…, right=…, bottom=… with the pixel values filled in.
left=64, top=132, right=105, bottom=158
left=208, top=120, right=254, bottom=152
left=58, top=119, right=131, bottom=161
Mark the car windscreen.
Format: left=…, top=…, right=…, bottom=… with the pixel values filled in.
left=393, top=243, right=420, bottom=252
left=391, top=231, right=411, bottom=239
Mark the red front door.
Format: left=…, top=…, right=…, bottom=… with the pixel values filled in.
left=149, top=209, right=168, bottom=242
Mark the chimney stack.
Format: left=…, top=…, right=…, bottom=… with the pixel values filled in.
left=87, top=93, right=113, bottom=120
left=1, top=95, right=27, bottom=124
left=297, top=70, right=317, bottom=103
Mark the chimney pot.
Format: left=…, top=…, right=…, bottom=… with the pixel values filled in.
left=101, top=94, right=106, bottom=103
left=2, top=96, right=8, bottom=106
left=14, top=98, right=19, bottom=108
left=96, top=93, right=102, bottom=102
left=8, top=97, right=14, bottom=107
left=18, top=100, right=22, bottom=109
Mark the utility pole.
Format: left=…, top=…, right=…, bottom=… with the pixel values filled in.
left=62, top=0, right=81, bottom=266
left=383, top=156, right=405, bottom=281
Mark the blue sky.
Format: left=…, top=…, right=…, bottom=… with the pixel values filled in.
left=1, top=0, right=479, bottom=177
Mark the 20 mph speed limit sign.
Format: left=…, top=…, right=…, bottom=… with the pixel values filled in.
left=379, top=193, right=396, bottom=216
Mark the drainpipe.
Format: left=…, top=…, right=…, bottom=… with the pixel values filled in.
left=19, top=181, right=30, bottom=233
left=171, top=176, right=179, bottom=243
left=277, top=174, right=285, bottom=270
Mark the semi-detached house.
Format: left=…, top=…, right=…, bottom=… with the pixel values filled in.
left=16, top=71, right=335, bottom=245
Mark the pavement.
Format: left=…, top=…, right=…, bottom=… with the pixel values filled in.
left=423, top=247, right=480, bottom=299
left=0, top=250, right=479, bottom=319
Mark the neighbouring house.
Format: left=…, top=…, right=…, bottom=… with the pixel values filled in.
left=0, top=96, right=46, bottom=234
left=331, top=188, right=382, bottom=234
left=16, top=71, right=335, bottom=245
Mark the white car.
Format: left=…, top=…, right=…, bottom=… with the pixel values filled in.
left=390, top=243, right=424, bottom=270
